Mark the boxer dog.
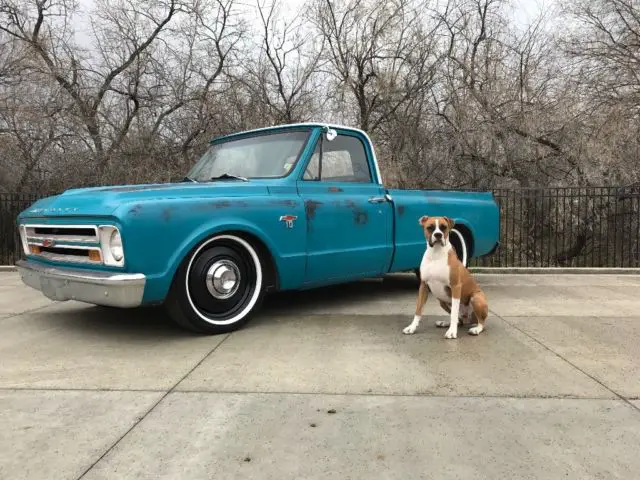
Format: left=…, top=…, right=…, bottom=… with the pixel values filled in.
left=402, top=216, right=488, bottom=339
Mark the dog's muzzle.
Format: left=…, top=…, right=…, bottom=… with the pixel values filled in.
left=432, top=233, right=446, bottom=246
left=429, top=236, right=446, bottom=247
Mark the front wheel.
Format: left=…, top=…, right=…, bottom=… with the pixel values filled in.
left=165, top=234, right=265, bottom=334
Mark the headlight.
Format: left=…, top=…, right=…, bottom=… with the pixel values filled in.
left=98, top=225, right=125, bottom=267
left=110, top=230, right=123, bottom=261
left=19, top=225, right=29, bottom=255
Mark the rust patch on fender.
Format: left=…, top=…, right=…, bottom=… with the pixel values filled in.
left=211, top=200, right=231, bottom=209
left=195, top=200, right=249, bottom=211
left=328, top=187, right=343, bottom=193
left=270, top=199, right=298, bottom=207
left=161, top=207, right=172, bottom=222
left=397, top=205, right=406, bottom=216
left=128, top=204, right=142, bottom=215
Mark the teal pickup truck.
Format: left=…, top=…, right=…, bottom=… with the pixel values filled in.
left=16, top=123, right=500, bottom=334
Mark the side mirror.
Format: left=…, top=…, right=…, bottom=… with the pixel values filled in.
left=325, top=128, right=337, bottom=141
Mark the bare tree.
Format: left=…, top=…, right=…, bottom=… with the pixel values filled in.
left=0, top=0, right=191, bottom=179
left=311, top=0, right=443, bottom=133
left=234, top=0, right=325, bottom=124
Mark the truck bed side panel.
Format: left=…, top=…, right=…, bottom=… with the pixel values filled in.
left=387, top=189, right=500, bottom=273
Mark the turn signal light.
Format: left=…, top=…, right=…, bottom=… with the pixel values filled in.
left=30, top=245, right=41, bottom=254
left=88, top=250, right=101, bottom=262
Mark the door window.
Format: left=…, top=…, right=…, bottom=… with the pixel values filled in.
left=303, top=134, right=372, bottom=183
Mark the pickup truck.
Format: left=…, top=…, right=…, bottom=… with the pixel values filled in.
left=15, top=123, right=500, bottom=334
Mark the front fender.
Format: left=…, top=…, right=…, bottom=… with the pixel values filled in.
left=116, top=197, right=307, bottom=304
left=164, top=218, right=284, bottom=288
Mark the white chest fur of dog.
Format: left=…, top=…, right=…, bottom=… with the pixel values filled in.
left=419, top=244, right=452, bottom=302
left=419, top=244, right=474, bottom=324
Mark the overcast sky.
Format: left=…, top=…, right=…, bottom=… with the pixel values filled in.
left=70, top=0, right=549, bottom=51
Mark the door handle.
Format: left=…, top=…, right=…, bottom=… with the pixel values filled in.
left=368, top=196, right=387, bottom=204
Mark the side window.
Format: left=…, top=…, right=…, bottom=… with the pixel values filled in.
left=302, top=134, right=372, bottom=183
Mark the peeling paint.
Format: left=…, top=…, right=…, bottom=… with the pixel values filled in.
left=354, top=211, right=368, bottom=225
left=342, top=200, right=368, bottom=226
left=328, top=187, right=343, bottom=193
left=397, top=205, right=406, bottom=216
left=128, top=204, right=142, bottom=215
left=270, top=199, right=298, bottom=207
left=304, top=200, right=322, bottom=220
left=105, top=184, right=188, bottom=193
left=196, top=200, right=249, bottom=210
left=162, top=207, right=172, bottom=222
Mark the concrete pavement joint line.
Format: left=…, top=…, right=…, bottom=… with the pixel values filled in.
left=490, top=309, right=640, bottom=414
left=0, top=387, right=167, bottom=393
left=0, top=386, right=617, bottom=401
left=0, top=303, right=59, bottom=321
left=75, top=333, right=233, bottom=480
left=171, top=390, right=614, bottom=401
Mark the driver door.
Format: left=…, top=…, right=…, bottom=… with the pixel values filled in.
left=297, top=130, right=393, bottom=286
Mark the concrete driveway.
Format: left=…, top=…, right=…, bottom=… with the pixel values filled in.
left=1, top=271, right=639, bottom=479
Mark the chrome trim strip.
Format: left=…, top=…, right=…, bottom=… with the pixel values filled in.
left=27, top=242, right=100, bottom=250
left=26, top=234, right=97, bottom=244
left=15, top=259, right=145, bottom=308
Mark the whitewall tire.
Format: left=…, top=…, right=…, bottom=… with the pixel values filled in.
left=165, top=234, right=265, bottom=334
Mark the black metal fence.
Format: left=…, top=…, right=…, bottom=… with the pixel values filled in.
left=1, top=193, right=40, bottom=266
left=470, top=185, right=640, bottom=268
left=1, top=186, right=639, bottom=267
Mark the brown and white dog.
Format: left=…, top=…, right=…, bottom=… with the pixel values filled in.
left=402, top=216, right=488, bottom=339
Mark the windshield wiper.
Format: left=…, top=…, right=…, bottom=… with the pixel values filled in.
left=209, top=173, right=248, bottom=182
left=181, top=176, right=198, bottom=183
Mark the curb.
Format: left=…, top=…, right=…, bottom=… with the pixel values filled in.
left=469, top=267, right=640, bottom=275
left=0, top=266, right=17, bottom=272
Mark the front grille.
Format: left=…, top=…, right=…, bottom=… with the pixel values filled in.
left=33, top=226, right=97, bottom=237
left=22, top=224, right=102, bottom=265
left=26, top=224, right=98, bottom=244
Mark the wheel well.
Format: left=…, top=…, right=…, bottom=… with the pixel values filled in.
left=224, top=231, right=279, bottom=292
left=452, top=223, right=474, bottom=259
left=171, top=231, right=280, bottom=295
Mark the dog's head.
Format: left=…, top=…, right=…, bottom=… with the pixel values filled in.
left=419, top=216, right=455, bottom=247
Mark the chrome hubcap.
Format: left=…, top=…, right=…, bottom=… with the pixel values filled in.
left=206, top=260, right=241, bottom=299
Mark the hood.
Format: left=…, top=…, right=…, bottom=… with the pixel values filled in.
left=19, top=181, right=270, bottom=218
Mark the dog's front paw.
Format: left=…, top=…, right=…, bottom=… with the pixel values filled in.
left=468, top=325, right=484, bottom=335
left=444, top=328, right=457, bottom=339
left=403, top=325, right=417, bottom=335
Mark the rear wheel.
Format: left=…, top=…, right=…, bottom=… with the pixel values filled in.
left=165, top=234, right=265, bottom=334
left=449, top=228, right=469, bottom=266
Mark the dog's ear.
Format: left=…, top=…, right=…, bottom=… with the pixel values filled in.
left=444, top=217, right=455, bottom=229
left=418, top=215, right=429, bottom=226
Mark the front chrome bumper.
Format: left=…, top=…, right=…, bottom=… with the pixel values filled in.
left=16, top=259, right=146, bottom=308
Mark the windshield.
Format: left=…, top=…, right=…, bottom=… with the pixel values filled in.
left=187, top=130, right=311, bottom=180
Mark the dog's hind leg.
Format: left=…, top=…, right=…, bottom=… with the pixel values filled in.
left=403, top=282, right=429, bottom=334
left=468, top=292, right=488, bottom=335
